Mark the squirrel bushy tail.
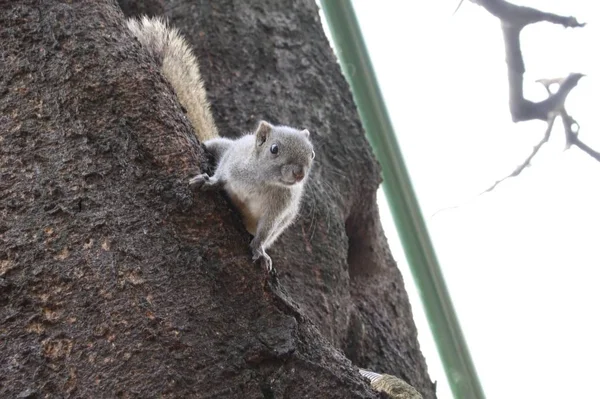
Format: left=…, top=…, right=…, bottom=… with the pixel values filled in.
left=126, top=16, right=218, bottom=141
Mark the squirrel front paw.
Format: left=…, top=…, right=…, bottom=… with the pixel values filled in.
left=190, top=173, right=223, bottom=191
left=189, top=173, right=210, bottom=188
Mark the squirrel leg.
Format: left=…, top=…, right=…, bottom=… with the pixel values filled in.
left=250, top=211, right=282, bottom=273
left=189, top=138, right=232, bottom=189
left=262, top=214, right=294, bottom=250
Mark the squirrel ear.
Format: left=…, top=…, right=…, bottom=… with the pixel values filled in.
left=301, top=129, right=310, bottom=138
left=255, top=120, right=273, bottom=145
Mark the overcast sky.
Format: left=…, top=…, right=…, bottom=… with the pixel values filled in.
left=323, top=0, right=599, bottom=398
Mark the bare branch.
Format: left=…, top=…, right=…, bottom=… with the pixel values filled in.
left=480, top=116, right=555, bottom=194
left=483, top=70, right=599, bottom=193
left=538, top=78, right=600, bottom=162
left=535, top=73, right=585, bottom=120
left=562, top=112, right=600, bottom=162
left=501, top=23, right=584, bottom=122
left=439, top=1, right=597, bottom=202
left=453, top=0, right=466, bottom=15
left=469, top=0, right=586, bottom=123
left=472, top=0, right=585, bottom=28
left=465, top=0, right=600, bottom=192
left=571, top=138, right=600, bottom=162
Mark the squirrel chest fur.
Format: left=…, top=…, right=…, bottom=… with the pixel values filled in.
left=227, top=181, right=300, bottom=236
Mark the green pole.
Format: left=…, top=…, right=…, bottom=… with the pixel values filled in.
left=319, top=2, right=486, bottom=399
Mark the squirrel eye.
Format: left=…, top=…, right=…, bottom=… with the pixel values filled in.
left=311, top=150, right=315, bottom=159
left=270, top=144, right=279, bottom=154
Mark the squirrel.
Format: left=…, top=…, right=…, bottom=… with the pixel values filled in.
left=126, top=16, right=315, bottom=273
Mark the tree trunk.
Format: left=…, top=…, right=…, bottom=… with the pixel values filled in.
left=0, top=1, right=436, bottom=398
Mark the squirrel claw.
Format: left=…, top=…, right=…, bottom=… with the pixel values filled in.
left=262, top=255, right=273, bottom=274
left=259, top=255, right=274, bottom=277
left=251, top=246, right=273, bottom=274
left=252, top=252, right=272, bottom=269
left=267, top=263, right=278, bottom=279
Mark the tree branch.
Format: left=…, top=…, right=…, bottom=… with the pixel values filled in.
left=473, top=0, right=585, bottom=29
left=480, top=115, right=555, bottom=194
left=536, top=77, right=600, bottom=161
left=566, top=117, right=600, bottom=162
left=477, top=0, right=587, bottom=123
left=466, top=0, right=599, bottom=192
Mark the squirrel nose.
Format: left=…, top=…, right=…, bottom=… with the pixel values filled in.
left=293, top=168, right=305, bottom=182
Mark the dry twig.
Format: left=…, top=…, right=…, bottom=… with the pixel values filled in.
left=469, top=0, right=595, bottom=193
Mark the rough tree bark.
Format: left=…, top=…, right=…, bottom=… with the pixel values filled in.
left=1, top=1, right=435, bottom=398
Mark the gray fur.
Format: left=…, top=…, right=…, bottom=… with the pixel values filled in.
left=190, top=121, right=314, bottom=272
left=126, top=16, right=219, bottom=141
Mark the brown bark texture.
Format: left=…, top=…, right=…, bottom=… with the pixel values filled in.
left=0, top=0, right=436, bottom=398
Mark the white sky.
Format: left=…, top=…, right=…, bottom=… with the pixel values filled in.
left=322, top=1, right=600, bottom=398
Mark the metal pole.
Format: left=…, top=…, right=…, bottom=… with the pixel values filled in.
left=319, top=2, right=486, bottom=398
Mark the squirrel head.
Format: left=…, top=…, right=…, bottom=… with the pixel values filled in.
left=253, top=120, right=315, bottom=187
